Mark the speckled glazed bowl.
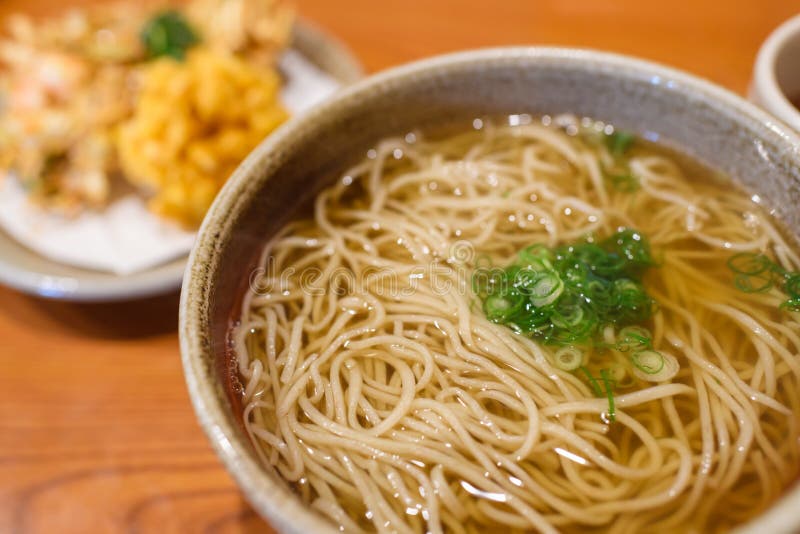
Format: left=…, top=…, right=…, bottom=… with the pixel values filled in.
left=180, top=47, right=800, bottom=534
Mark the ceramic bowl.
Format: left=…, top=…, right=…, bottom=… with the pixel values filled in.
left=750, top=14, right=800, bottom=131
left=0, top=20, right=362, bottom=302
left=180, top=47, right=800, bottom=534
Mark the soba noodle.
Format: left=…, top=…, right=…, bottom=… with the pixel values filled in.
left=234, top=115, right=800, bottom=533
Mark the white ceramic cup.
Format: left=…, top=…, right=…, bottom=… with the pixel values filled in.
left=751, top=14, right=800, bottom=131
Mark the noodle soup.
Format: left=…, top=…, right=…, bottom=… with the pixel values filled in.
left=232, top=115, right=800, bottom=533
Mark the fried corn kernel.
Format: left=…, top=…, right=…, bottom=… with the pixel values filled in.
left=116, top=47, right=288, bottom=226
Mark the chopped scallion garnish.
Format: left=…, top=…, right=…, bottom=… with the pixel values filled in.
left=631, top=351, right=679, bottom=383
left=599, top=369, right=616, bottom=423
left=727, top=252, right=800, bottom=311
left=475, top=230, right=667, bottom=417
left=141, top=11, right=199, bottom=60
left=579, top=366, right=604, bottom=397
left=475, top=229, right=657, bottom=346
left=606, top=130, right=635, bottom=158
left=631, top=350, right=665, bottom=374
left=600, top=129, right=639, bottom=192
left=527, top=272, right=565, bottom=307
left=553, top=346, right=583, bottom=371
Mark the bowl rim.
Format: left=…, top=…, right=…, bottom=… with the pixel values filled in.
left=752, top=13, right=800, bottom=131
left=180, top=45, right=800, bottom=534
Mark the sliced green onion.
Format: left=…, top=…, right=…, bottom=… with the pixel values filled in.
left=520, top=259, right=551, bottom=273
left=781, top=298, right=800, bottom=312
left=728, top=253, right=800, bottom=311
left=484, top=294, right=520, bottom=321
left=550, top=303, right=586, bottom=330
left=598, top=130, right=638, bottom=193
left=784, top=273, right=800, bottom=295
left=616, top=326, right=652, bottom=352
left=727, top=253, right=771, bottom=276
left=553, top=346, right=583, bottom=371
left=607, top=172, right=639, bottom=193
left=527, top=272, right=564, bottom=307
left=518, top=244, right=553, bottom=265
left=607, top=363, right=634, bottom=388
left=631, top=350, right=665, bottom=374
left=613, top=278, right=641, bottom=294
left=472, top=267, right=505, bottom=298
left=600, top=369, right=616, bottom=423
left=475, top=229, right=658, bottom=353
left=632, top=351, right=679, bottom=382
left=606, top=130, right=635, bottom=158
left=734, top=273, right=773, bottom=293
left=513, top=267, right=545, bottom=289
left=603, top=229, right=655, bottom=270
left=579, top=366, right=604, bottom=397
left=781, top=274, right=800, bottom=312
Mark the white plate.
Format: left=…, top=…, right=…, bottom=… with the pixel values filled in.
left=0, top=20, right=363, bottom=302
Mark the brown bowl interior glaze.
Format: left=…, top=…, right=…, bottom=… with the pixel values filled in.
left=180, top=47, right=800, bottom=534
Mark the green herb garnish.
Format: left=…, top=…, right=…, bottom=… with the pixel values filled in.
left=727, top=252, right=800, bottom=311
left=605, top=130, right=635, bottom=158
left=602, top=130, right=639, bottom=192
left=579, top=366, right=604, bottom=396
left=614, top=325, right=653, bottom=352
left=474, top=229, right=657, bottom=345
left=604, top=171, right=639, bottom=193
left=631, top=350, right=665, bottom=375
left=474, top=229, right=662, bottom=419
left=553, top=346, right=583, bottom=371
left=141, top=11, right=199, bottom=60
left=579, top=366, right=616, bottom=423
left=599, top=369, right=616, bottom=422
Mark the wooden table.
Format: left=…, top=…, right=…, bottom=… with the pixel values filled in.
left=0, top=1, right=797, bottom=532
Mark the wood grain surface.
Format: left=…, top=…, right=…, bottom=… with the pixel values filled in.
left=0, top=1, right=797, bottom=532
